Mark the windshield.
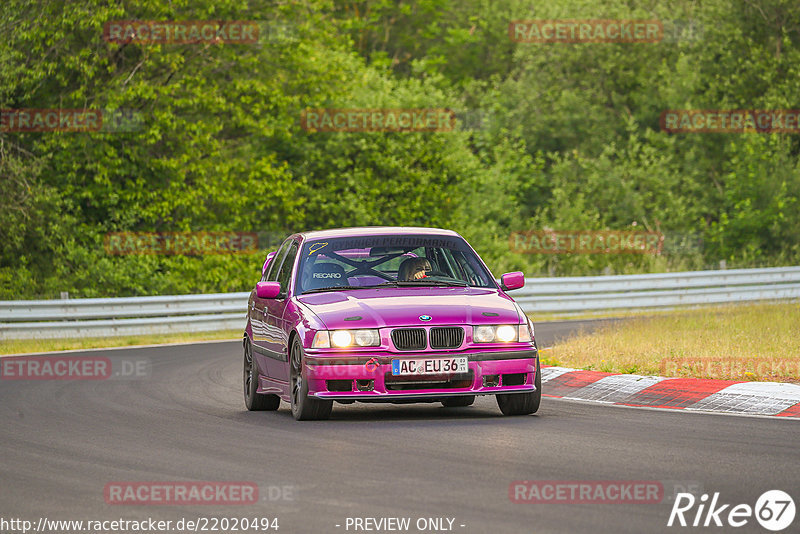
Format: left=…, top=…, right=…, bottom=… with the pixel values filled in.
left=296, top=234, right=495, bottom=294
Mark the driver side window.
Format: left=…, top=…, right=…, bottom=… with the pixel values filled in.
left=264, top=240, right=291, bottom=282
left=275, top=241, right=299, bottom=295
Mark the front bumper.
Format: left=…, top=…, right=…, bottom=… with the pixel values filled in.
left=304, top=348, right=538, bottom=400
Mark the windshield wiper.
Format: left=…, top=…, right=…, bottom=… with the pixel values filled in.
left=375, top=280, right=468, bottom=287
left=302, top=285, right=372, bottom=294
left=304, top=280, right=470, bottom=294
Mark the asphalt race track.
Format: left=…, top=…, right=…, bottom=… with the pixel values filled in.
left=1, top=320, right=798, bottom=534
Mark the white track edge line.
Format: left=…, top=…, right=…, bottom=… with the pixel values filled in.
left=547, top=396, right=800, bottom=421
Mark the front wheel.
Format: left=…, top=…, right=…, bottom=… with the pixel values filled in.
left=243, top=337, right=280, bottom=411
left=290, top=337, right=332, bottom=421
left=496, top=358, right=541, bottom=416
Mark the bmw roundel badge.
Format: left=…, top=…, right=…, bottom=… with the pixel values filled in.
left=419, top=315, right=432, bottom=321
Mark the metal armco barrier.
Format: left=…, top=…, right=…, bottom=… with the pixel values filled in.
left=514, top=266, right=800, bottom=313
left=0, top=293, right=249, bottom=340
left=1, top=267, right=799, bottom=339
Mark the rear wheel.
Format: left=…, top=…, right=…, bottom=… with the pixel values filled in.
left=496, top=358, right=541, bottom=416
left=441, top=395, right=475, bottom=407
left=243, top=337, right=280, bottom=411
left=290, top=337, right=332, bottom=421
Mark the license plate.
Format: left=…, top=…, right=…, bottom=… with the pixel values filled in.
left=391, top=357, right=468, bottom=376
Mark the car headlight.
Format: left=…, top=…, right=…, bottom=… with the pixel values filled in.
left=353, top=329, right=381, bottom=347
left=496, top=325, right=517, bottom=342
left=473, top=325, right=520, bottom=343
left=473, top=325, right=497, bottom=343
left=312, top=329, right=381, bottom=348
left=331, top=330, right=353, bottom=347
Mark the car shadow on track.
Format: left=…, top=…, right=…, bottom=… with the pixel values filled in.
left=331, top=405, right=499, bottom=422
left=236, top=401, right=542, bottom=425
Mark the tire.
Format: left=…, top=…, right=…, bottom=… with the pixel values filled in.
left=441, top=395, right=475, bottom=407
left=496, top=357, right=541, bottom=416
left=243, top=337, right=280, bottom=411
left=290, top=336, right=332, bottom=421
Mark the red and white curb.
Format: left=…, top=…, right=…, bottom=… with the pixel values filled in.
left=540, top=366, right=800, bottom=418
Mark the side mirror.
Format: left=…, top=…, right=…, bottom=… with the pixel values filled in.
left=500, top=271, right=525, bottom=291
left=256, top=281, right=281, bottom=299
left=262, top=251, right=277, bottom=275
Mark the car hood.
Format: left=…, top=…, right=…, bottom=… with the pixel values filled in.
left=295, top=287, right=523, bottom=330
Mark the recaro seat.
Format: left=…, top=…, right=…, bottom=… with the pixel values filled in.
left=307, top=262, right=348, bottom=290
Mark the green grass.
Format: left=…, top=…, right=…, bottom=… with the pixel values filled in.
left=539, top=302, right=800, bottom=382
left=0, top=330, right=242, bottom=356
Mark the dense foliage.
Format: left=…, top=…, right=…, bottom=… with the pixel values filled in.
left=2, top=0, right=799, bottom=298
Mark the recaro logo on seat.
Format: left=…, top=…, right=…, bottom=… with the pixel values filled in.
left=312, top=272, right=342, bottom=278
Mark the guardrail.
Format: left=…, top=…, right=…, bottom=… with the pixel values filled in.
left=514, top=266, right=800, bottom=313
left=1, top=267, right=799, bottom=339
left=0, top=293, right=249, bottom=340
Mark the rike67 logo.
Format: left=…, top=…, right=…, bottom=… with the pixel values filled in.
left=668, top=490, right=795, bottom=531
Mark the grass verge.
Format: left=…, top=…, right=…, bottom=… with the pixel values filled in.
left=539, top=302, right=800, bottom=383
left=0, top=330, right=242, bottom=356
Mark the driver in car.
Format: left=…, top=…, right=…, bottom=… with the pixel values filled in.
left=398, top=257, right=432, bottom=281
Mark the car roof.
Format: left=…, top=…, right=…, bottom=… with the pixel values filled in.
left=293, top=226, right=462, bottom=241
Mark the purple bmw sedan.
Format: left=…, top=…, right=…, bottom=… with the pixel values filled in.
left=243, top=227, right=540, bottom=420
